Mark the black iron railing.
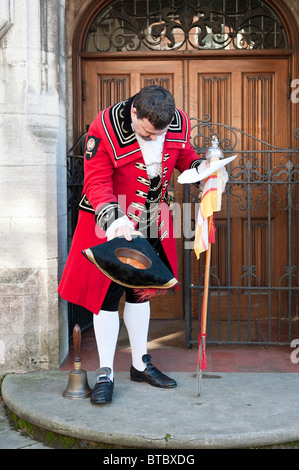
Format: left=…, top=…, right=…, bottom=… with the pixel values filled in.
left=66, top=122, right=299, bottom=345
left=185, top=118, right=299, bottom=346
left=66, top=132, right=92, bottom=338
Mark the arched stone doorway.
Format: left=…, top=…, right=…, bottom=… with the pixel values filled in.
left=69, top=0, right=299, bottom=343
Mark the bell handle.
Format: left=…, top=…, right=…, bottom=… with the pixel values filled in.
left=73, top=324, right=81, bottom=363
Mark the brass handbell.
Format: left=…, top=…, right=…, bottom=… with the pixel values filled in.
left=62, top=324, right=92, bottom=399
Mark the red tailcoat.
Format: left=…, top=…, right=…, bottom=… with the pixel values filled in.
left=58, top=97, right=201, bottom=314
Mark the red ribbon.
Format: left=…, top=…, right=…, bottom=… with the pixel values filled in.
left=197, top=332, right=207, bottom=370
left=208, top=215, right=216, bottom=244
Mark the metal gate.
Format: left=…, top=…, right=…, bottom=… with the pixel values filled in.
left=66, top=132, right=93, bottom=338
left=184, top=118, right=299, bottom=346
left=66, top=122, right=299, bottom=345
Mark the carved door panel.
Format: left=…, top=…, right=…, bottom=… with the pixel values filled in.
left=188, top=58, right=289, bottom=320
left=83, top=59, right=185, bottom=318
left=84, top=60, right=184, bottom=125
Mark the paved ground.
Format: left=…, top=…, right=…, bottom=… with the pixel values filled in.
left=0, top=400, right=51, bottom=449
left=1, top=321, right=298, bottom=451
left=2, top=369, right=299, bottom=450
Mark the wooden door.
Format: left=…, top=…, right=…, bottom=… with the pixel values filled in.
left=82, top=56, right=290, bottom=321
left=83, top=59, right=185, bottom=318
left=188, top=58, right=290, bottom=320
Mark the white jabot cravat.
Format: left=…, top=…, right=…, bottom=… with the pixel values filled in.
left=106, top=131, right=166, bottom=239
left=135, top=132, right=166, bottom=179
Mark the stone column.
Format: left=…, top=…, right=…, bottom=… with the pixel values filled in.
left=0, top=0, right=68, bottom=375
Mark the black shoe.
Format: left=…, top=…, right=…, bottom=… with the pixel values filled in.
left=90, top=367, right=114, bottom=404
left=130, top=354, right=177, bottom=388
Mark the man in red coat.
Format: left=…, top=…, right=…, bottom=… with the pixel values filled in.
left=58, top=85, right=201, bottom=404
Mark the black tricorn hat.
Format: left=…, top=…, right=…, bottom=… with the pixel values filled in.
left=82, top=231, right=178, bottom=298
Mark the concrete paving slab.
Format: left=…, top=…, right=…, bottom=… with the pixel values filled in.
left=0, top=404, right=51, bottom=449
left=2, top=370, right=299, bottom=449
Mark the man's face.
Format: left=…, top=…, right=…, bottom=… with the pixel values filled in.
left=131, top=107, right=169, bottom=141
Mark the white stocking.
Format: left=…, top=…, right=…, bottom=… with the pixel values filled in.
left=93, top=310, right=120, bottom=381
left=123, top=301, right=150, bottom=371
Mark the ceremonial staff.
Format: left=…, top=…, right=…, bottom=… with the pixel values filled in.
left=196, top=214, right=213, bottom=397
left=178, top=136, right=237, bottom=396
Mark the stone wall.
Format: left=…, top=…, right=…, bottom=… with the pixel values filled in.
left=0, top=269, right=49, bottom=373
left=284, top=0, right=299, bottom=25
left=0, top=0, right=68, bottom=376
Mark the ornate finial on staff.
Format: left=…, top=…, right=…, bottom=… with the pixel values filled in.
left=205, top=135, right=224, bottom=160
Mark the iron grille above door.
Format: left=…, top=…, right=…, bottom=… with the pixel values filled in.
left=84, top=0, right=289, bottom=52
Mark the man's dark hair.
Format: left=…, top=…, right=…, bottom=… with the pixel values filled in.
left=133, top=85, right=175, bottom=130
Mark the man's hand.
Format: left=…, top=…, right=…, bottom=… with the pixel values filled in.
left=114, top=225, right=133, bottom=241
